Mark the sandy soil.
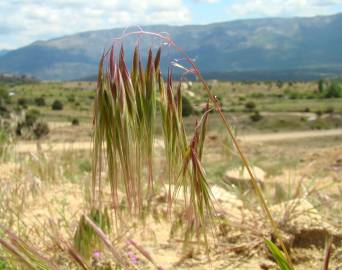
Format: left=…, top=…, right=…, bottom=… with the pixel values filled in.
left=2, top=132, right=342, bottom=269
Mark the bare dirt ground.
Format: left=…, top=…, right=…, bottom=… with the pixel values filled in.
left=1, top=155, right=341, bottom=270
left=14, top=140, right=93, bottom=153
left=240, top=128, right=342, bottom=143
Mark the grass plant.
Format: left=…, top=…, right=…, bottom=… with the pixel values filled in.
left=0, top=227, right=58, bottom=270
left=92, top=44, right=218, bottom=249
left=91, top=31, right=293, bottom=267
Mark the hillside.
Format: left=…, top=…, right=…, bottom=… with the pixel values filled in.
left=0, top=13, right=342, bottom=80
left=0, top=50, right=9, bottom=57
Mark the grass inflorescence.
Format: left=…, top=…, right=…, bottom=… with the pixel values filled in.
left=91, top=31, right=294, bottom=267
left=92, top=44, right=215, bottom=244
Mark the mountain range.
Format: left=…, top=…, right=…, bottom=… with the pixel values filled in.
left=0, top=13, right=342, bottom=81
left=0, top=50, right=10, bottom=57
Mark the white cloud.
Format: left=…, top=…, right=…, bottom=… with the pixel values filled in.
left=0, top=0, right=191, bottom=49
left=313, top=0, right=342, bottom=6
left=225, top=0, right=340, bottom=19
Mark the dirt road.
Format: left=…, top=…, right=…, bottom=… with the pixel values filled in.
left=240, top=128, right=342, bottom=143
left=14, top=141, right=93, bottom=153
left=14, top=128, right=342, bottom=153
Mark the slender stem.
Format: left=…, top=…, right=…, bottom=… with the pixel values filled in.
left=177, top=50, right=294, bottom=268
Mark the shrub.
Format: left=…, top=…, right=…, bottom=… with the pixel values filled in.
left=249, top=92, right=264, bottom=98
left=315, top=110, right=322, bottom=117
left=15, top=121, right=26, bottom=137
left=67, top=95, right=76, bottom=103
left=0, top=104, right=9, bottom=118
left=17, top=97, right=27, bottom=107
left=25, top=109, right=40, bottom=127
left=182, top=95, right=193, bottom=117
left=305, top=93, right=315, bottom=99
left=245, top=101, right=256, bottom=111
left=289, top=91, right=300, bottom=100
left=32, top=121, right=49, bottom=139
left=318, top=79, right=324, bottom=93
left=276, top=80, right=284, bottom=88
left=250, top=111, right=262, bottom=122
left=71, top=118, right=80, bottom=126
left=324, top=81, right=341, bottom=98
left=0, top=87, right=8, bottom=99
left=15, top=109, right=48, bottom=139
left=51, top=100, right=63, bottom=110
left=16, top=120, right=49, bottom=139
left=303, top=107, right=310, bottom=112
left=0, top=87, right=11, bottom=105
left=34, top=96, right=46, bottom=106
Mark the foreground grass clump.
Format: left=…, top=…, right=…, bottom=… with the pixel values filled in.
left=74, top=208, right=111, bottom=258
left=92, top=46, right=214, bottom=242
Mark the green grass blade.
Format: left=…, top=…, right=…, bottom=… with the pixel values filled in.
left=265, top=239, right=294, bottom=270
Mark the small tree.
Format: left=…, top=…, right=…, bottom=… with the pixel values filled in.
left=318, top=79, right=324, bottom=93
left=250, top=111, right=262, bottom=122
left=71, top=118, right=80, bottom=126
left=52, top=100, right=63, bottom=110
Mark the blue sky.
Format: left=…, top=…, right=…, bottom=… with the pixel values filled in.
left=187, top=0, right=342, bottom=24
left=1, top=0, right=342, bottom=50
